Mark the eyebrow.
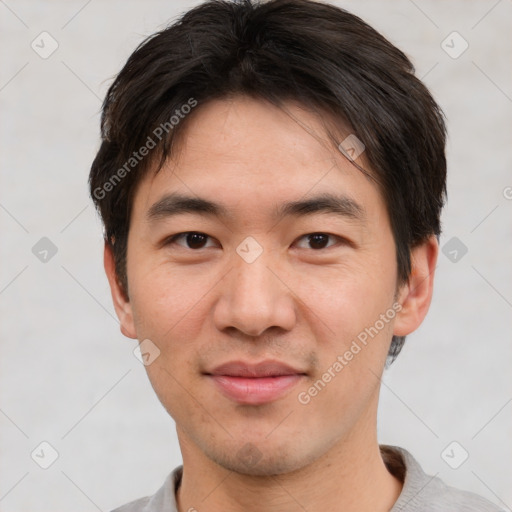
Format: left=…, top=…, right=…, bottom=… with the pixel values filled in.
left=146, top=191, right=366, bottom=224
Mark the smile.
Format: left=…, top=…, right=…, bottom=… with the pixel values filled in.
left=205, top=360, right=307, bottom=405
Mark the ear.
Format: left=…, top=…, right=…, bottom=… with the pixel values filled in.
left=393, top=235, right=439, bottom=337
left=104, top=242, right=137, bottom=339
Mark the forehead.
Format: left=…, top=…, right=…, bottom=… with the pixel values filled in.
left=131, top=96, right=384, bottom=225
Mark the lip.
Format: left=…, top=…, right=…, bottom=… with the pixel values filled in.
left=205, top=360, right=307, bottom=405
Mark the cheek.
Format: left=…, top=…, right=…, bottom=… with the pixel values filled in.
left=144, top=363, right=201, bottom=425
left=127, top=255, right=212, bottom=337
left=297, top=257, right=397, bottom=393
left=300, top=263, right=395, bottom=336
left=298, top=364, right=381, bottom=440
left=295, top=321, right=393, bottom=433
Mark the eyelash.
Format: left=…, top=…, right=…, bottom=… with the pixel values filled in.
left=164, top=231, right=346, bottom=251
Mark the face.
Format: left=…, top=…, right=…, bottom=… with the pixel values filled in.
left=108, top=96, right=433, bottom=476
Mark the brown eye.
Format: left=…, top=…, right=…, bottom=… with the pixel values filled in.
left=296, top=233, right=338, bottom=250
left=185, top=232, right=208, bottom=249
left=166, top=232, right=214, bottom=249
left=307, top=233, right=330, bottom=249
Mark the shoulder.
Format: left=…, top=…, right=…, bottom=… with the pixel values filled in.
left=112, top=496, right=151, bottom=512
left=417, top=473, right=505, bottom=511
left=383, top=445, right=505, bottom=512
left=110, top=466, right=183, bottom=512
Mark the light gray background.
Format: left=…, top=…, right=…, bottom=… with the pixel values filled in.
left=1, top=0, right=511, bottom=511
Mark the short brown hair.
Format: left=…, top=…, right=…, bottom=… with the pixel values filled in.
left=89, top=0, right=447, bottom=363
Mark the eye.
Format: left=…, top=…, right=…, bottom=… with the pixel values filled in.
left=165, top=232, right=217, bottom=250
left=295, top=233, right=341, bottom=250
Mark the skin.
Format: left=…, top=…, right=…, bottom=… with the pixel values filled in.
left=105, top=96, right=438, bottom=512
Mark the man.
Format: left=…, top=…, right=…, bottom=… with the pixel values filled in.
left=89, top=0, right=503, bottom=510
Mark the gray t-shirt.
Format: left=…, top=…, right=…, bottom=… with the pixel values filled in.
left=112, top=445, right=504, bottom=511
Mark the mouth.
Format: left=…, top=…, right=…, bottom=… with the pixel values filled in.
left=204, top=360, right=307, bottom=405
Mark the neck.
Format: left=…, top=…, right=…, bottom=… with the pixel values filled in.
left=176, top=408, right=403, bottom=512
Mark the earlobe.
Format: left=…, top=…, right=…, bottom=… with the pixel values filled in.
left=393, top=236, right=439, bottom=337
left=103, top=242, right=138, bottom=339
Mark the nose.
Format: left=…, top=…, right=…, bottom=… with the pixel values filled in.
left=213, top=248, right=296, bottom=338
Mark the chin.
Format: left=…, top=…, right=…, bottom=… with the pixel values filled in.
left=206, top=441, right=319, bottom=477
